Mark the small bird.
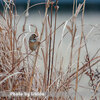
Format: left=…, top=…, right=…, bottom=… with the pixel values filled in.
left=29, top=34, right=40, bottom=51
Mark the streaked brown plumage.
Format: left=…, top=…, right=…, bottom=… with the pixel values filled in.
left=29, top=34, right=40, bottom=51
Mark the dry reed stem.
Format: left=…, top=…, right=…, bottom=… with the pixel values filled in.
left=28, top=0, right=50, bottom=95
left=47, top=1, right=53, bottom=89
left=50, top=0, right=58, bottom=86
left=74, top=0, right=85, bottom=100
left=44, top=15, right=49, bottom=90
left=57, top=54, right=100, bottom=91
left=41, top=48, right=47, bottom=91
left=23, top=0, right=30, bottom=32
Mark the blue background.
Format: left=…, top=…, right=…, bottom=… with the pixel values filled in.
left=0, top=0, right=100, bottom=4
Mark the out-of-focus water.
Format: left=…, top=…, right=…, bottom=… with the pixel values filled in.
left=17, top=9, right=100, bottom=64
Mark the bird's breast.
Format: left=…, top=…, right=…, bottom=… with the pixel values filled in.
left=29, top=41, right=40, bottom=51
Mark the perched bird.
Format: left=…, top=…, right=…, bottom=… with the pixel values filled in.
left=29, top=34, right=40, bottom=51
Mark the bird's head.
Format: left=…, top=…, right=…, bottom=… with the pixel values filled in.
left=29, top=34, right=38, bottom=42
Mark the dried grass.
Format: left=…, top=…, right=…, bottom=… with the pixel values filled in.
left=0, top=0, right=100, bottom=100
